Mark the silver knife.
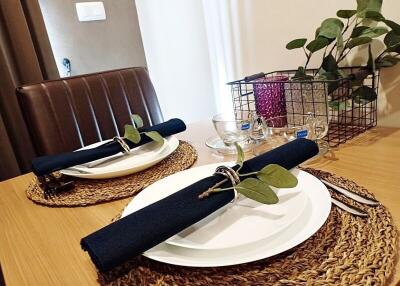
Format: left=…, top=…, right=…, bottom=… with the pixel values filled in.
left=331, top=197, right=368, bottom=217
left=321, top=179, right=379, bottom=206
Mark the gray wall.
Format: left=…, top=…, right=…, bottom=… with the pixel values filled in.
left=39, top=0, right=146, bottom=76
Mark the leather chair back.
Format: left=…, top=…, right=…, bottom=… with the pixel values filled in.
left=18, top=67, right=163, bottom=155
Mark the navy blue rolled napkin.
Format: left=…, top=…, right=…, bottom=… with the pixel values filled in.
left=81, top=138, right=318, bottom=272
left=31, top=118, right=186, bottom=176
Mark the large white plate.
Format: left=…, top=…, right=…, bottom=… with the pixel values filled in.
left=60, top=136, right=179, bottom=179
left=122, top=166, right=331, bottom=267
left=123, top=163, right=307, bottom=250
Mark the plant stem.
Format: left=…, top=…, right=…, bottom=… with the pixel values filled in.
left=302, top=47, right=308, bottom=58
left=304, top=52, right=312, bottom=69
left=238, top=171, right=258, bottom=177
left=336, top=18, right=360, bottom=62
left=337, top=49, right=352, bottom=63
left=198, top=178, right=228, bottom=199
left=322, top=46, right=328, bottom=60
left=198, top=184, right=234, bottom=199
left=328, top=17, right=352, bottom=58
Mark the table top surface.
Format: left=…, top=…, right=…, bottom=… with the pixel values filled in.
left=0, top=122, right=399, bottom=286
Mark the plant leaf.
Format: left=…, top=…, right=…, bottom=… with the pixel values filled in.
left=363, top=11, right=385, bottom=21
left=124, top=125, right=141, bottom=143
left=257, top=164, right=298, bottom=188
left=367, top=44, right=376, bottom=72
left=357, top=0, right=383, bottom=15
left=315, top=27, right=321, bottom=39
left=292, top=66, right=314, bottom=80
left=383, top=19, right=400, bottom=34
left=358, top=26, right=388, bottom=38
left=337, top=69, right=348, bottom=78
left=322, top=54, right=338, bottom=73
left=336, top=33, right=344, bottom=54
left=235, top=178, right=279, bottom=204
left=345, top=36, right=372, bottom=49
left=144, top=131, right=164, bottom=143
left=384, top=31, right=400, bottom=52
left=351, top=26, right=370, bottom=38
left=318, top=18, right=344, bottom=39
left=375, top=55, right=400, bottom=68
left=286, top=38, right=307, bottom=50
left=329, top=100, right=348, bottom=111
left=306, top=37, right=330, bottom=53
left=337, top=10, right=357, bottom=19
left=352, top=86, right=377, bottom=104
left=234, top=142, right=244, bottom=168
left=131, top=114, right=144, bottom=129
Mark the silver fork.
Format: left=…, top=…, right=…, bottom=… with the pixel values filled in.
left=319, top=178, right=379, bottom=217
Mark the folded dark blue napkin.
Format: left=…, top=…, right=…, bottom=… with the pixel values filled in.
left=81, top=138, right=318, bottom=272
left=31, top=119, right=186, bottom=176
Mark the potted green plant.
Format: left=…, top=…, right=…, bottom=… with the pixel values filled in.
left=286, top=0, right=400, bottom=101
left=283, top=0, right=400, bottom=137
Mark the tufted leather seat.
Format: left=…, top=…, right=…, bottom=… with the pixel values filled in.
left=18, top=67, right=163, bottom=155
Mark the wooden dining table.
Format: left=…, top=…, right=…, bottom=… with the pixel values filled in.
left=0, top=121, right=399, bottom=286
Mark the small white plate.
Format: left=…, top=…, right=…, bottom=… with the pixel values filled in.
left=60, top=136, right=179, bottom=179
left=122, top=165, right=331, bottom=267
left=123, top=163, right=307, bottom=250
left=205, top=136, right=253, bottom=154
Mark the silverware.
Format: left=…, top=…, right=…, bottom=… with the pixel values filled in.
left=331, top=197, right=368, bottom=217
left=320, top=179, right=379, bottom=206
left=64, top=167, right=94, bottom=174
left=84, top=154, right=126, bottom=168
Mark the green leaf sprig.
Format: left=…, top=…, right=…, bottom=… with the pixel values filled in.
left=198, top=143, right=298, bottom=204
left=123, top=114, right=164, bottom=144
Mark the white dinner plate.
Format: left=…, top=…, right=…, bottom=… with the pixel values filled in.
left=122, top=163, right=307, bottom=250
left=121, top=165, right=331, bottom=267
left=60, top=136, right=179, bottom=179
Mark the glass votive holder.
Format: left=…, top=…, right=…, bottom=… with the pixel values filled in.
left=253, top=75, right=289, bottom=120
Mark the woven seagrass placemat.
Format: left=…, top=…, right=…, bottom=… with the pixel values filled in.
left=98, top=168, right=398, bottom=286
left=26, top=141, right=197, bottom=207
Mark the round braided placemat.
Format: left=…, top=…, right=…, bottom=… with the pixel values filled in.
left=98, top=168, right=398, bottom=286
left=26, top=141, right=197, bottom=207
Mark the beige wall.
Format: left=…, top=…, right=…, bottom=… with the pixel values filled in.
left=39, top=0, right=146, bottom=76
left=236, top=0, right=400, bottom=127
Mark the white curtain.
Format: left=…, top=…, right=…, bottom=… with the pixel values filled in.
left=135, top=0, right=250, bottom=121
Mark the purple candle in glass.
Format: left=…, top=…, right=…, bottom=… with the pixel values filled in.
left=253, top=75, right=288, bottom=127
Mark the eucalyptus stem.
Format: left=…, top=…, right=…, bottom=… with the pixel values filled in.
left=338, top=48, right=353, bottom=63
left=304, top=52, right=312, bottom=69
left=302, top=47, right=308, bottom=58
left=238, top=171, right=258, bottom=177
left=337, top=19, right=360, bottom=62
left=322, top=46, right=328, bottom=59
left=327, top=17, right=352, bottom=58
left=198, top=178, right=228, bottom=199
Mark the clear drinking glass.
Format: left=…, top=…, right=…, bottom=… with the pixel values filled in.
left=212, top=113, right=253, bottom=149
left=253, top=113, right=329, bottom=155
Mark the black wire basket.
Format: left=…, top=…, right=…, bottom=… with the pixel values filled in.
left=227, top=67, right=379, bottom=147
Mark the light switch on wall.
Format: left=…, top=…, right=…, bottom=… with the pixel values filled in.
left=76, top=2, right=106, bottom=22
